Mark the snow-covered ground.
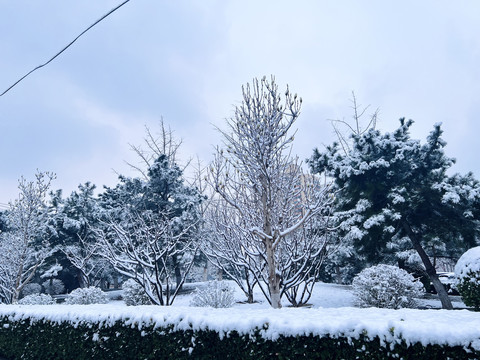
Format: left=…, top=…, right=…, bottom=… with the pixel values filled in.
left=172, top=281, right=465, bottom=310
left=172, top=281, right=359, bottom=308
left=0, top=282, right=478, bottom=352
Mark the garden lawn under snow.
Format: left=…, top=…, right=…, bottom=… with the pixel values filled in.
left=0, top=282, right=478, bottom=350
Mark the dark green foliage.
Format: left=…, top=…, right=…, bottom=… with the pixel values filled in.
left=0, top=211, right=6, bottom=233
left=48, top=183, right=108, bottom=291
left=309, top=119, right=480, bottom=308
left=0, top=316, right=478, bottom=360
left=310, top=120, right=480, bottom=263
left=457, top=270, right=480, bottom=311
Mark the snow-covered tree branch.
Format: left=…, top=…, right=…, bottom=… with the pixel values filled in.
left=95, top=209, right=199, bottom=305
left=310, top=119, right=480, bottom=310
left=208, top=76, right=334, bottom=308
left=0, top=171, right=56, bottom=303
left=61, top=236, right=107, bottom=288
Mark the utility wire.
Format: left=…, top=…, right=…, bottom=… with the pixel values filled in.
left=0, top=0, right=131, bottom=97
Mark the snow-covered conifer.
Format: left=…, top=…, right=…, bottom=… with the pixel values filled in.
left=95, top=154, right=204, bottom=306
left=53, top=182, right=113, bottom=289
left=310, top=119, right=480, bottom=309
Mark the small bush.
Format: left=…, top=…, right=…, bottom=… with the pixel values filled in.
left=42, top=279, right=65, bottom=295
left=64, top=287, right=108, bottom=305
left=21, top=283, right=42, bottom=297
left=17, top=293, right=55, bottom=305
left=122, top=279, right=151, bottom=306
left=352, top=264, right=423, bottom=309
left=190, top=281, right=235, bottom=308
left=455, top=246, right=480, bottom=311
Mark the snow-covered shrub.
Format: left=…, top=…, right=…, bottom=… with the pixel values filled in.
left=190, top=281, right=235, bottom=308
left=42, top=279, right=65, bottom=295
left=352, top=264, right=423, bottom=309
left=64, top=287, right=108, bottom=305
left=21, top=283, right=42, bottom=297
left=455, top=246, right=480, bottom=311
left=122, top=279, right=151, bottom=306
left=17, top=293, right=55, bottom=305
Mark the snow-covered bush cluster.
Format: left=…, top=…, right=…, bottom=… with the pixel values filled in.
left=352, top=264, right=423, bottom=309
left=190, top=281, right=235, bottom=308
left=17, top=293, right=55, bottom=305
left=455, top=246, right=480, bottom=311
left=64, top=287, right=108, bottom=305
left=122, top=279, right=151, bottom=306
left=42, top=279, right=65, bottom=295
left=21, top=283, right=42, bottom=297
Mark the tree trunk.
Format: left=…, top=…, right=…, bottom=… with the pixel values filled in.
left=203, top=264, right=208, bottom=282
left=171, top=254, right=183, bottom=292
left=266, top=239, right=282, bottom=308
left=245, top=268, right=255, bottom=303
left=217, top=268, right=223, bottom=280
left=402, top=222, right=453, bottom=310
left=174, top=265, right=182, bottom=289
left=247, top=290, right=254, bottom=304
left=77, top=269, right=87, bottom=288
left=260, top=174, right=282, bottom=308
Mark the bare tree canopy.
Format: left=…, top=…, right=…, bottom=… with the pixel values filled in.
left=208, top=76, right=333, bottom=308
left=0, top=171, right=56, bottom=303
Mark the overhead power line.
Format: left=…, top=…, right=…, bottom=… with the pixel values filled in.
left=0, top=0, right=132, bottom=97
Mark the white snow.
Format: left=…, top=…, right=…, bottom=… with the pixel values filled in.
left=0, top=282, right=478, bottom=351
left=0, top=303, right=478, bottom=350
left=455, top=246, right=480, bottom=279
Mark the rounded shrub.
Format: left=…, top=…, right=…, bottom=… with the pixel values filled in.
left=42, top=279, right=65, bottom=295
left=352, top=264, right=423, bottom=309
left=21, top=283, right=42, bottom=297
left=190, top=280, right=235, bottom=308
left=17, top=293, right=55, bottom=305
left=64, top=286, right=108, bottom=305
left=455, top=246, right=480, bottom=311
left=122, top=279, right=151, bottom=306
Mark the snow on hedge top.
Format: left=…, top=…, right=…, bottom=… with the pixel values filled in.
left=455, top=246, right=480, bottom=279
left=0, top=304, right=479, bottom=350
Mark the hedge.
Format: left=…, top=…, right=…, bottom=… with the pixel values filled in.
left=0, top=315, right=478, bottom=359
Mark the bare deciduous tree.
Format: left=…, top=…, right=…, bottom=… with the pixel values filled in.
left=61, top=236, right=108, bottom=288
left=126, top=119, right=186, bottom=179
left=95, top=210, right=198, bottom=305
left=209, top=77, right=333, bottom=308
left=330, top=91, right=379, bottom=155
left=202, top=199, right=259, bottom=303
left=0, top=171, right=56, bottom=303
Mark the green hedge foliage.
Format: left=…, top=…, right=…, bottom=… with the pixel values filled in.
left=457, top=270, right=480, bottom=311
left=0, top=315, right=478, bottom=360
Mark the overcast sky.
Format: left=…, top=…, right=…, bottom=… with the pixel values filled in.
left=1, top=1, right=480, bottom=205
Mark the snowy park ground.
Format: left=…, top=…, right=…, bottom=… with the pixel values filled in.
left=1, top=281, right=479, bottom=353
left=168, top=281, right=467, bottom=310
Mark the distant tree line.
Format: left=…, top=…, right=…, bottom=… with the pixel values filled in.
left=0, top=77, right=478, bottom=310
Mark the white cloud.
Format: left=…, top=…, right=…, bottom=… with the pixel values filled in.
left=1, top=0, right=480, bottom=202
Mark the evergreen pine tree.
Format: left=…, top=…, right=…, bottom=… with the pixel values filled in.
left=310, top=119, right=480, bottom=309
